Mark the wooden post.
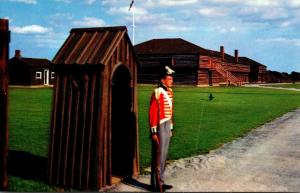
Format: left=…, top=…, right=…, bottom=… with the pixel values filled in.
left=0, top=18, right=9, bottom=191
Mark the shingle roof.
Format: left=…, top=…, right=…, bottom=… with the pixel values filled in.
left=134, top=38, right=239, bottom=63
left=239, top=57, right=266, bottom=67
left=52, top=26, right=130, bottom=65
left=9, top=57, right=52, bottom=67
left=134, top=38, right=266, bottom=67
left=134, top=38, right=209, bottom=55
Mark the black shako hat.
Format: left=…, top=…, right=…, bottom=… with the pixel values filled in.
left=158, top=60, right=175, bottom=79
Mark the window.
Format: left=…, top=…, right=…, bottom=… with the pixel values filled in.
left=51, top=72, right=55, bottom=79
left=36, top=72, right=42, bottom=79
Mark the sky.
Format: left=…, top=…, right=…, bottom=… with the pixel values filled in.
left=0, top=0, right=300, bottom=73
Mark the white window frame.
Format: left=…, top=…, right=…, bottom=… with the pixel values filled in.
left=36, top=71, right=42, bottom=80
left=51, top=71, right=55, bottom=79
left=44, top=69, right=49, bottom=85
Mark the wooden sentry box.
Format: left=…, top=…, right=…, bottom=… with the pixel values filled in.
left=48, top=26, right=139, bottom=190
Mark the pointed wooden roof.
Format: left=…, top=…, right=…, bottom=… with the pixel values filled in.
left=53, top=26, right=132, bottom=65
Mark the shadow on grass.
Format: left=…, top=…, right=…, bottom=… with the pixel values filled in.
left=8, top=150, right=47, bottom=182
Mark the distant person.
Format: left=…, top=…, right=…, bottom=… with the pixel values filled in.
left=149, top=64, right=175, bottom=192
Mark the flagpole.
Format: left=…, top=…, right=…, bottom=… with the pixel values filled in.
left=131, top=2, right=135, bottom=45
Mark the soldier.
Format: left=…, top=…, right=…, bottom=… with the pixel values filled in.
left=149, top=64, right=175, bottom=192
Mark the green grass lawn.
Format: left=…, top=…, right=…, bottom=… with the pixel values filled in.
left=138, top=85, right=300, bottom=168
left=265, top=83, right=300, bottom=89
left=8, top=87, right=55, bottom=191
left=7, top=85, right=300, bottom=191
left=8, top=87, right=53, bottom=157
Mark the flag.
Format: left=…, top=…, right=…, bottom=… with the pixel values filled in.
left=128, top=0, right=134, bottom=11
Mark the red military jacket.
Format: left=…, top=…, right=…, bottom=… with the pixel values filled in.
left=149, top=85, right=174, bottom=133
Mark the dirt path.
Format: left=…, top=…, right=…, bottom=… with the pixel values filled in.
left=244, top=83, right=300, bottom=92
left=110, top=107, right=300, bottom=192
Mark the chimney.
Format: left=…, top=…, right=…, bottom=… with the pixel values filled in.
left=220, top=46, right=224, bottom=60
left=234, top=49, right=239, bottom=63
left=15, top=50, right=21, bottom=58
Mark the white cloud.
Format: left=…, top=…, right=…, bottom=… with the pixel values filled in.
left=245, top=0, right=282, bottom=7
left=101, top=0, right=119, bottom=5
left=209, top=0, right=289, bottom=22
left=105, top=2, right=186, bottom=32
left=132, top=12, right=175, bottom=25
left=85, top=0, right=96, bottom=5
left=211, top=0, right=241, bottom=3
left=9, top=0, right=37, bottom=4
left=72, top=17, right=106, bottom=27
left=55, top=0, right=102, bottom=5
left=3, top=16, right=11, bottom=21
left=108, top=6, right=147, bottom=15
left=211, top=0, right=284, bottom=7
left=104, top=0, right=198, bottom=7
left=133, top=11, right=193, bottom=32
left=157, top=23, right=193, bottom=32
left=159, top=0, right=198, bottom=6
left=20, top=31, right=67, bottom=49
left=55, top=0, right=72, bottom=3
left=143, top=0, right=156, bottom=8
left=288, top=0, right=300, bottom=8
left=198, top=7, right=227, bottom=17
left=34, top=33, right=65, bottom=48
left=256, top=37, right=300, bottom=47
left=279, top=11, right=300, bottom=28
left=214, top=0, right=294, bottom=28
left=238, top=7, right=260, bottom=16
left=213, top=0, right=283, bottom=7
left=11, top=25, right=51, bottom=34
left=219, top=26, right=237, bottom=33
left=260, top=8, right=288, bottom=20
left=49, top=13, right=73, bottom=28
left=280, top=21, right=291, bottom=27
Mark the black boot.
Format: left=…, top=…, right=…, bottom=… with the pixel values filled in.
left=163, top=184, right=173, bottom=190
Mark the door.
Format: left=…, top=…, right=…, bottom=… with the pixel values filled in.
left=250, top=65, right=259, bottom=83
left=111, top=65, right=133, bottom=179
left=44, top=69, right=49, bottom=85
left=208, top=70, right=213, bottom=86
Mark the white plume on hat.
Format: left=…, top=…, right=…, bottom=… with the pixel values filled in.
left=165, top=65, right=175, bottom=75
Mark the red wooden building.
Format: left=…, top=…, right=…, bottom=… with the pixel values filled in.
left=134, top=38, right=267, bottom=86
left=266, top=70, right=292, bottom=83
left=134, top=38, right=207, bottom=85
left=239, top=56, right=267, bottom=83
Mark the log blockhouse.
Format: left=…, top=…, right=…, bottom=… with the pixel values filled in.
left=48, top=26, right=139, bottom=190
left=134, top=39, right=266, bottom=86
left=134, top=38, right=205, bottom=85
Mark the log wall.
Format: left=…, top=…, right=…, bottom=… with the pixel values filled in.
left=137, top=54, right=198, bottom=85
